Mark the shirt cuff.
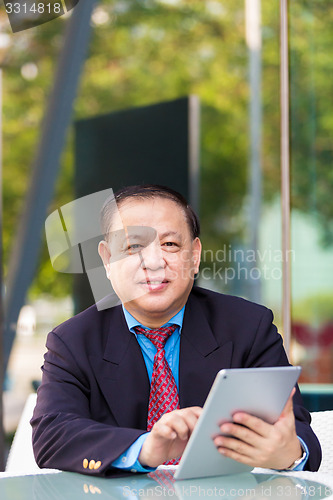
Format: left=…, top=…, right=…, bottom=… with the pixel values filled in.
left=290, top=437, right=309, bottom=471
left=111, top=433, right=156, bottom=473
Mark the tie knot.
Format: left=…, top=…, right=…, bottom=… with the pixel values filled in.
left=135, top=324, right=177, bottom=350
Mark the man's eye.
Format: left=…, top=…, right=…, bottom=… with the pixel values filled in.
left=128, top=244, right=143, bottom=251
left=163, top=242, right=178, bottom=247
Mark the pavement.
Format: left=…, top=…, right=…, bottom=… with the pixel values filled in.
left=3, top=333, right=47, bottom=435
left=3, top=297, right=73, bottom=436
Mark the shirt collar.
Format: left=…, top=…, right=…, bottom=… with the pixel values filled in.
left=122, top=304, right=185, bottom=333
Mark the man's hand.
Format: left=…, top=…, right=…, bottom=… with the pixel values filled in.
left=139, top=407, right=202, bottom=468
left=213, top=388, right=303, bottom=470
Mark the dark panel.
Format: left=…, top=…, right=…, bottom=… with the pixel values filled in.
left=300, top=390, right=333, bottom=412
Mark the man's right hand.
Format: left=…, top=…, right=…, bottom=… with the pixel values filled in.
left=138, top=407, right=202, bottom=468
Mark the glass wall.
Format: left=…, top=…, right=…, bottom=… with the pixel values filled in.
left=289, top=1, right=333, bottom=383
left=78, top=0, right=284, bottom=326
left=6, top=0, right=332, bottom=396
left=198, top=0, right=284, bottom=332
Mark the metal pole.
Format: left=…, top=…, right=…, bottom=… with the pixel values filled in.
left=280, top=0, right=291, bottom=356
left=4, top=0, right=98, bottom=371
left=0, top=66, right=5, bottom=471
left=245, top=0, right=262, bottom=304
left=188, top=95, right=200, bottom=215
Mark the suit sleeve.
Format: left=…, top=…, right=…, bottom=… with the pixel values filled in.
left=244, top=307, right=322, bottom=472
left=31, top=331, right=146, bottom=477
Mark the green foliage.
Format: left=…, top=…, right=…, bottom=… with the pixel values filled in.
left=289, top=0, right=333, bottom=246
left=2, top=0, right=332, bottom=299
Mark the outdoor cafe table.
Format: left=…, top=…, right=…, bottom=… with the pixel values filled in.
left=0, top=467, right=332, bottom=500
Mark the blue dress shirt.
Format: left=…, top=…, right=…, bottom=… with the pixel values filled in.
left=111, top=305, right=308, bottom=472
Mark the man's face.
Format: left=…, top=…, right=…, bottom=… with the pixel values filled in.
left=98, top=197, right=201, bottom=327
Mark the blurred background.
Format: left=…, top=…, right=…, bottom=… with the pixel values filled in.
left=0, top=0, right=332, bottom=467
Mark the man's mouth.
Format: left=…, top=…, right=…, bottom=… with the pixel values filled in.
left=139, top=278, right=169, bottom=290
left=146, top=280, right=167, bottom=284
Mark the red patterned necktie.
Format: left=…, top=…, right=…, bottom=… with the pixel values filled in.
left=135, top=324, right=180, bottom=431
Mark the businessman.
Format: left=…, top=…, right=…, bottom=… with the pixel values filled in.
left=31, top=184, right=321, bottom=476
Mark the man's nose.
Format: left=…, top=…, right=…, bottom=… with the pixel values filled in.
left=140, top=241, right=165, bottom=270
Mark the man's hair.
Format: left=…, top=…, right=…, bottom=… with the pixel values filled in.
left=101, top=184, right=200, bottom=240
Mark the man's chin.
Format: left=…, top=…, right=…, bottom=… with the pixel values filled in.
left=125, top=295, right=171, bottom=310
left=121, top=281, right=171, bottom=301
left=123, top=292, right=177, bottom=315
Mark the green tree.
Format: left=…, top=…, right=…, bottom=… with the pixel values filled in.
left=3, top=0, right=332, bottom=301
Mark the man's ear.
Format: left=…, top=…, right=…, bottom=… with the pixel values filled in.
left=98, top=240, right=112, bottom=276
left=192, top=237, right=202, bottom=274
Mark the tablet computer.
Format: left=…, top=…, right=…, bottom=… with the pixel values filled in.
left=174, top=365, right=301, bottom=480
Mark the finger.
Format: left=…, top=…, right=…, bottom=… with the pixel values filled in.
left=189, top=406, right=203, bottom=417
left=218, top=422, right=266, bottom=448
left=166, top=406, right=202, bottom=427
left=176, top=406, right=202, bottom=421
left=161, top=406, right=202, bottom=422
left=224, top=413, right=272, bottom=438
left=213, top=435, right=256, bottom=464
left=153, top=422, right=178, bottom=440
left=214, top=434, right=254, bottom=454
left=158, top=408, right=201, bottom=440
left=215, top=445, right=256, bottom=466
left=181, top=407, right=203, bottom=430
left=157, top=414, right=190, bottom=440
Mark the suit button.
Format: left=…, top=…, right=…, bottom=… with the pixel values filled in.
left=89, top=460, right=96, bottom=469
left=94, top=461, right=102, bottom=470
left=83, top=459, right=88, bottom=469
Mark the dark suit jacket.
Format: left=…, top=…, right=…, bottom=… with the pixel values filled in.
left=31, top=286, right=321, bottom=476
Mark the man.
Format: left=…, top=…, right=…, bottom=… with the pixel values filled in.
left=31, top=184, right=321, bottom=476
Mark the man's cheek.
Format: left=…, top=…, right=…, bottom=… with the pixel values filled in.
left=168, top=268, right=179, bottom=280
left=179, top=249, right=192, bottom=265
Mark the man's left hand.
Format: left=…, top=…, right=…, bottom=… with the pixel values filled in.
left=213, top=388, right=303, bottom=470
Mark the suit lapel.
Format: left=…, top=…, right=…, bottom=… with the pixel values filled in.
left=91, top=292, right=234, bottom=426
left=179, top=293, right=233, bottom=408
left=90, top=307, right=150, bottom=430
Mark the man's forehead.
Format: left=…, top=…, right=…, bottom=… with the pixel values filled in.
left=123, top=228, right=181, bottom=238
left=158, top=230, right=182, bottom=239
